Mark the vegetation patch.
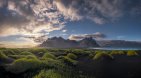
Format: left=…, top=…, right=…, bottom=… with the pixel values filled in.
left=42, top=53, right=56, bottom=60
left=34, top=69, right=65, bottom=78
left=6, top=58, right=41, bottom=74
left=110, top=50, right=125, bottom=55
left=8, top=55, right=37, bottom=60
left=20, top=51, right=34, bottom=55
left=0, top=51, right=8, bottom=60
left=0, top=48, right=141, bottom=78
left=67, top=53, right=77, bottom=60
left=0, top=51, right=13, bottom=64
left=127, top=50, right=138, bottom=56
left=61, top=56, right=78, bottom=65
left=93, top=52, right=114, bottom=60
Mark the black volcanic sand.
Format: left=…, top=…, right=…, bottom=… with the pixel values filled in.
left=76, top=55, right=141, bottom=78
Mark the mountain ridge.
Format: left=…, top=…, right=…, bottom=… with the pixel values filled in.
left=39, top=37, right=99, bottom=48
left=97, top=40, right=141, bottom=48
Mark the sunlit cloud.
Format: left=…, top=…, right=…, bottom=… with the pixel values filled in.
left=0, top=0, right=66, bottom=37
left=62, top=29, right=67, bottom=33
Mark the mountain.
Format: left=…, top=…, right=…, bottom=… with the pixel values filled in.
left=97, top=40, right=141, bottom=48
left=39, top=37, right=99, bottom=48
left=79, top=37, right=99, bottom=48
left=39, top=37, right=141, bottom=48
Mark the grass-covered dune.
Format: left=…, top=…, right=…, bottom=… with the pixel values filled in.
left=0, top=48, right=141, bottom=78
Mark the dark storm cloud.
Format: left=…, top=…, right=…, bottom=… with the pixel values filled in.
left=55, top=0, right=141, bottom=24
left=55, top=0, right=122, bottom=24
left=0, top=0, right=141, bottom=26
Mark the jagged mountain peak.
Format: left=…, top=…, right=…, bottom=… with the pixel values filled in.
left=39, top=37, right=99, bottom=48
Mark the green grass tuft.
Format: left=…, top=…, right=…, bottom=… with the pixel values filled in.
left=34, top=69, right=65, bottom=78
left=42, top=53, right=56, bottom=60
left=6, top=58, right=41, bottom=74
left=94, top=52, right=114, bottom=60
left=0, top=51, right=8, bottom=60
left=20, top=51, right=34, bottom=55
left=110, top=51, right=125, bottom=55
left=59, top=56, right=78, bottom=65
left=67, top=53, right=77, bottom=60
left=127, top=50, right=138, bottom=56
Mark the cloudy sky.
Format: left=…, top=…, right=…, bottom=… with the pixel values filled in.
left=0, top=0, right=141, bottom=48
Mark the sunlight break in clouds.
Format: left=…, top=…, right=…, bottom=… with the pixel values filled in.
left=0, top=42, right=37, bottom=48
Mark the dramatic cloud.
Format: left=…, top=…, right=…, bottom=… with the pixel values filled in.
left=0, top=0, right=65, bottom=37
left=55, top=0, right=122, bottom=24
left=69, top=32, right=106, bottom=40
left=0, top=0, right=141, bottom=44
left=56, top=0, right=141, bottom=23
left=23, top=34, right=48, bottom=43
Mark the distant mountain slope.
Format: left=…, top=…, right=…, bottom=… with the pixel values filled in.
left=97, top=40, right=141, bottom=48
left=39, top=37, right=99, bottom=48
left=79, top=37, right=99, bottom=48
